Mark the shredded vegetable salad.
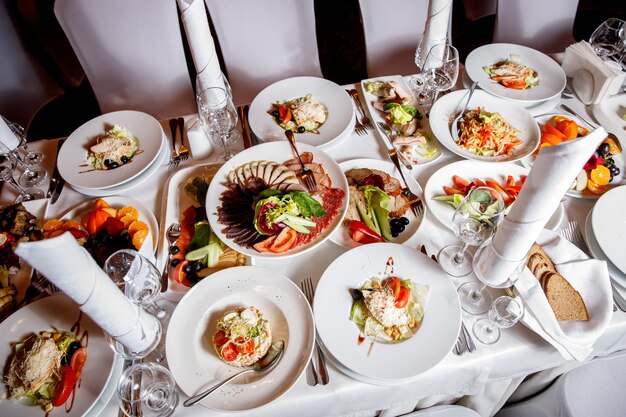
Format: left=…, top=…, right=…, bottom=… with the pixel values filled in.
left=456, top=107, right=522, bottom=157
left=483, top=56, right=539, bottom=90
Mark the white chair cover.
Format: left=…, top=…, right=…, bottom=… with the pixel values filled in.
left=493, top=0, right=579, bottom=54
left=204, top=0, right=322, bottom=105
left=358, top=0, right=430, bottom=78
left=0, top=1, right=62, bottom=129
left=403, top=405, right=481, bottom=417
left=54, top=0, right=196, bottom=119
left=495, top=351, right=626, bottom=417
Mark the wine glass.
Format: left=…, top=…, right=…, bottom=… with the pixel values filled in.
left=0, top=118, right=47, bottom=187
left=105, top=307, right=162, bottom=360
left=117, top=362, right=178, bottom=417
left=196, top=86, right=241, bottom=161
left=472, top=295, right=523, bottom=344
left=411, top=44, right=459, bottom=106
left=104, top=249, right=167, bottom=319
left=0, top=154, right=44, bottom=202
left=589, top=18, right=626, bottom=60
left=438, top=187, right=505, bottom=277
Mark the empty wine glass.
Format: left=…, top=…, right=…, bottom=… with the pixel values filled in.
left=105, top=307, right=162, bottom=360
left=117, top=362, right=178, bottom=417
left=589, top=18, right=626, bottom=60
left=0, top=119, right=47, bottom=187
left=104, top=249, right=167, bottom=319
left=196, top=86, right=241, bottom=161
left=473, top=295, right=523, bottom=344
left=411, top=43, right=459, bottom=106
left=0, top=154, right=44, bottom=202
left=438, top=187, right=505, bottom=277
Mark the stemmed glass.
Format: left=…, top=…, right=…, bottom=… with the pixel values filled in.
left=0, top=154, right=44, bottom=202
left=472, top=295, right=524, bottom=344
left=117, top=362, right=178, bottom=417
left=438, top=187, right=505, bottom=277
left=196, top=86, right=241, bottom=161
left=589, top=18, right=626, bottom=61
left=410, top=43, right=459, bottom=106
left=0, top=118, right=47, bottom=187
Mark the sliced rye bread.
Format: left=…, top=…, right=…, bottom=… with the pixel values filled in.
left=544, top=272, right=590, bottom=321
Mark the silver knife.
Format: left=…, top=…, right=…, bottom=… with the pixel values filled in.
left=376, top=122, right=412, bottom=170
left=47, top=138, right=66, bottom=205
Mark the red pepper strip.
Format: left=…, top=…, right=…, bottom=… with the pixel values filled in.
left=519, top=175, right=527, bottom=187
left=443, top=186, right=464, bottom=195
left=484, top=178, right=513, bottom=205
left=504, top=185, right=521, bottom=196
left=506, top=175, right=515, bottom=187
left=348, top=221, right=384, bottom=243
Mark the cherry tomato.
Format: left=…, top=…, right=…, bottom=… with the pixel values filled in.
left=221, top=343, right=239, bottom=362
left=235, top=337, right=255, bottom=354
left=395, top=286, right=410, bottom=308
left=70, top=347, right=87, bottom=381
left=269, top=228, right=297, bottom=253
left=213, top=330, right=228, bottom=347
left=52, top=365, right=76, bottom=407
left=172, top=260, right=192, bottom=287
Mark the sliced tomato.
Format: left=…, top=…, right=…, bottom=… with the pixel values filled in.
left=443, top=186, right=463, bottom=195
left=452, top=175, right=470, bottom=189
left=269, top=228, right=297, bottom=253
left=52, top=365, right=75, bottom=407
left=70, top=347, right=87, bottom=381
left=221, top=343, right=239, bottom=362
left=386, top=277, right=401, bottom=300
left=213, top=330, right=228, bottom=347
left=235, top=337, right=255, bottom=354
left=500, top=79, right=527, bottom=90
left=253, top=235, right=276, bottom=252
left=277, top=105, right=292, bottom=124
left=395, top=286, right=410, bottom=308
left=172, top=260, right=192, bottom=287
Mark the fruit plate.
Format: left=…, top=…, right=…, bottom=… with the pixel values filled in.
left=158, top=164, right=252, bottom=302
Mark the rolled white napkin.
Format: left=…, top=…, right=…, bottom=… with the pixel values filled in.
left=0, top=117, right=21, bottom=151
left=15, top=232, right=159, bottom=353
left=416, top=0, right=452, bottom=67
left=474, top=127, right=607, bottom=282
left=514, top=230, right=612, bottom=361
left=176, top=0, right=225, bottom=92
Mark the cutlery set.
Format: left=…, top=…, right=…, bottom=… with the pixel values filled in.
left=300, top=277, right=329, bottom=386
left=47, top=138, right=66, bottom=205
left=346, top=88, right=374, bottom=136
left=168, top=117, right=188, bottom=168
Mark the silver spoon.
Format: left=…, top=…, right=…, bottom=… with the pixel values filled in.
left=451, top=81, right=479, bottom=142
left=183, top=340, right=285, bottom=407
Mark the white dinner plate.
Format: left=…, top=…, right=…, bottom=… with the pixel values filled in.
left=158, top=164, right=252, bottom=302
left=314, top=243, right=460, bottom=384
left=58, top=110, right=164, bottom=190
left=592, top=93, right=626, bottom=146
left=166, top=266, right=314, bottom=412
left=206, top=141, right=349, bottom=259
left=429, top=89, right=540, bottom=162
left=465, top=43, right=566, bottom=105
left=0, top=293, right=117, bottom=417
left=69, top=132, right=168, bottom=197
left=584, top=209, right=626, bottom=287
left=360, top=75, right=443, bottom=166
left=329, top=159, right=424, bottom=249
left=248, top=76, right=354, bottom=150
left=59, top=195, right=158, bottom=261
left=591, top=185, right=626, bottom=274
left=423, top=160, right=564, bottom=232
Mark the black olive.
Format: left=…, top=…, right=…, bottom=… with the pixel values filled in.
left=171, top=258, right=180, bottom=267
left=349, top=288, right=363, bottom=300
left=610, top=166, right=620, bottom=176
left=390, top=218, right=401, bottom=228
left=400, top=217, right=409, bottom=225
left=297, top=126, right=306, bottom=133
left=598, top=143, right=611, bottom=157
left=121, top=155, right=129, bottom=164
left=272, top=110, right=279, bottom=118
left=396, top=224, right=405, bottom=233
left=192, top=261, right=203, bottom=272
left=169, top=245, right=180, bottom=255
left=104, top=159, right=113, bottom=168
left=391, top=230, right=399, bottom=238
left=402, top=188, right=409, bottom=196
left=183, top=263, right=193, bottom=274
left=107, top=161, right=119, bottom=169
left=63, top=341, right=82, bottom=364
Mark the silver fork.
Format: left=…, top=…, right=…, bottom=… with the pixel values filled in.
left=168, top=118, right=181, bottom=168
left=377, top=122, right=412, bottom=171
left=346, top=89, right=374, bottom=136
left=160, top=223, right=181, bottom=292
left=285, top=130, right=317, bottom=192
left=177, top=117, right=189, bottom=161
left=560, top=220, right=625, bottom=312
left=300, top=277, right=329, bottom=385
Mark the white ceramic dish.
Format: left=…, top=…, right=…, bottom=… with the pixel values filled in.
left=58, top=110, right=164, bottom=190
left=329, top=158, right=424, bottom=249
left=423, top=160, right=564, bottom=231
left=206, top=141, right=349, bottom=259
left=314, top=243, right=461, bottom=384
left=69, top=131, right=168, bottom=197
left=584, top=208, right=626, bottom=287
left=592, top=93, right=626, bottom=146
left=59, top=195, right=158, bottom=261
left=591, top=185, right=626, bottom=274
left=248, top=76, right=355, bottom=150
left=360, top=75, right=442, bottom=166
left=429, top=89, right=540, bottom=162
left=465, top=43, right=566, bottom=105
left=0, top=293, right=117, bottom=417
left=158, top=164, right=252, bottom=302
left=166, top=266, right=314, bottom=412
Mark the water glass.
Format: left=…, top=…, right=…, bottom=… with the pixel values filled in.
left=117, top=362, right=178, bottom=417
left=196, top=86, right=240, bottom=161
left=0, top=153, right=44, bottom=202
left=589, top=18, right=626, bottom=60
left=411, top=43, right=459, bottom=106
left=472, top=296, right=523, bottom=344
left=438, top=187, right=505, bottom=277
left=105, top=307, right=162, bottom=360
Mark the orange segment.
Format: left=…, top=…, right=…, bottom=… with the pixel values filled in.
left=119, top=215, right=137, bottom=228
left=128, top=220, right=148, bottom=236
left=117, top=206, right=139, bottom=221
left=541, top=133, right=563, bottom=146
left=542, top=123, right=566, bottom=140
left=590, top=165, right=611, bottom=186
left=586, top=179, right=606, bottom=195
left=43, top=219, right=64, bottom=232
left=64, top=219, right=82, bottom=230
left=604, top=138, right=621, bottom=155
left=132, top=229, right=149, bottom=250
left=48, top=229, right=66, bottom=238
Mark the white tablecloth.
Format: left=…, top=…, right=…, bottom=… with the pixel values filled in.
left=4, top=81, right=626, bottom=417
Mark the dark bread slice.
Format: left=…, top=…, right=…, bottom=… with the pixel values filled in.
left=544, top=272, right=590, bottom=321
left=528, top=243, right=556, bottom=271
